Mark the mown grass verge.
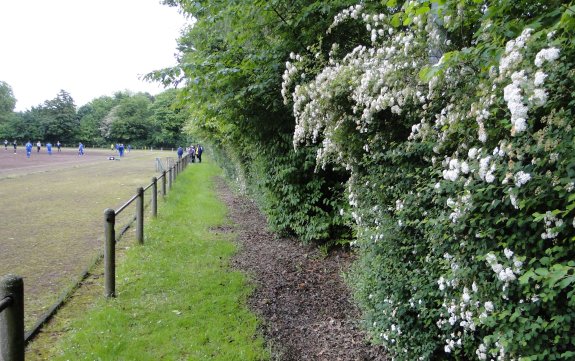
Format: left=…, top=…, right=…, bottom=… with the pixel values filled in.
left=47, top=162, right=269, bottom=360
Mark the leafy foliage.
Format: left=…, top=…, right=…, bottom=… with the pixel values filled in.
left=0, top=86, right=190, bottom=148
left=0, top=81, right=16, bottom=118
left=150, top=0, right=359, bottom=243
left=38, top=90, right=78, bottom=143
left=285, top=0, right=575, bottom=360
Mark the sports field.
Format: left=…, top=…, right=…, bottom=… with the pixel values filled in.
left=0, top=146, right=175, bottom=330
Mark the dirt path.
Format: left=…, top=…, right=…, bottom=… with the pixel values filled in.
left=215, top=178, right=387, bottom=361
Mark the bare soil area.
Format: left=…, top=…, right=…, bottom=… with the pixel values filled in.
left=215, top=178, right=387, bottom=361
left=0, top=147, right=115, bottom=178
left=0, top=148, right=170, bottom=330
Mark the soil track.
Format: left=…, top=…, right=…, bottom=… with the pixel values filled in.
left=0, top=147, right=170, bottom=330
left=216, top=178, right=387, bottom=360
left=0, top=147, right=120, bottom=178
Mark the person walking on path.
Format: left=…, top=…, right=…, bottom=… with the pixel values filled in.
left=188, top=145, right=196, bottom=163
left=177, top=146, right=183, bottom=159
left=78, top=142, right=85, bottom=156
left=25, top=141, right=32, bottom=158
left=57, top=141, right=62, bottom=152
left=197, top=144, right=204, bottom=163
left=13, top=140, right=17, bottom=154
left=118, top=143, right=125, bottom=157
left=46, top=142, right=53, bottom=155
left=3, top=139, right=7, bottom=151
left=36, top=141, right=41, bottom=153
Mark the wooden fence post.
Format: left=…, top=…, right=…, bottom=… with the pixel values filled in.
left=162, top=171, right=167, bottom=197
left=104, top=208, right=116, bottom=298
left=151, top=177, right=158, bottom=218
left=168, top=167, right=173, bottom=190
left=0, top=275, right=24, bottom=361
left=136, top=187, right=144, bottom=245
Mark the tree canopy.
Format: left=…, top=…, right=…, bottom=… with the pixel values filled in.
left=0, top=86, right=189, bottom=147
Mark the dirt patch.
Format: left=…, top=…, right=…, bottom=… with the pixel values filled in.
left=208, top=224, right=236, bottom=234
left=215, top=177, right=387, bottom=361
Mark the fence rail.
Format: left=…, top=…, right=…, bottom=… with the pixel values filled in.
left=0, top=275, right=24, bottom=361
left=0, top=153, right=191, bottom=360
left=0, top=297, right=13, bottom=313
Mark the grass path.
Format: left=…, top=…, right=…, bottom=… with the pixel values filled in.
left=36, top=161, right=269, bottom=360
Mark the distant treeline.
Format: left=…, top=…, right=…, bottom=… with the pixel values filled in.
left=0, top=83, right=189, bottom=148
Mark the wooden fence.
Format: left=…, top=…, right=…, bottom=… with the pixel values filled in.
left=0, top=154, right=190, bottom=360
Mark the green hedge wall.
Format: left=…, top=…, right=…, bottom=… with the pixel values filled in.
left=285, top=1, right=575, bottom=360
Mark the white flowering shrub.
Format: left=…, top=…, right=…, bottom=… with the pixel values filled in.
left=284, top=1, right=575, bottom=360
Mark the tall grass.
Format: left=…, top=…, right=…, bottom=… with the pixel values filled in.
left=50, top=162, right=269, bottom=360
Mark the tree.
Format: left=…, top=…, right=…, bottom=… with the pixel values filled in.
left=39, top=90, right=78, bottom=143
left=0, top=81, right=16, bottom=120
left=149, top=0, right=358, bottom=242
left=77, top=95, right=117, bottom=146
left=0, top=81, right=17, bottom=138
left=149, top=89, right=189, bottom=147
left=107, top=93, right=153, bottom=146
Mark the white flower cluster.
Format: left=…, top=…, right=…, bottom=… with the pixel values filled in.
left=328, top=4, right=363, bottom=33
left=534, top=47, right=560, bottom=67
left=443, top=157, right=470, bottom=182
left=499, top=28, right=532, bottom=77
left=507, top=188, right=520, bottom=209
left=541, top=211, right=563, bottom=240
left=498, top=32, right=560, bottom=137
left=468, top=85, right=496, bottom=143
left=289, top=4, right=430, bottom=167
left=437, top=249, right=525, bottom=357
left=476, top=343, right=488, bottom=360
left=513, top=170, right=531, bottom=187
left=479, top=155, right=496, bottom=183
left=478, top=338, right=520, bottom=361
left=485, top=250, right=522, bottom=288
left=437, top=279, right=480, bottom=354
left=503, top=71, right=529, bottom=135
left=446, top=192, right=472, bottom=223
left=281, top=53, right=303, bottom=105
left=533, top=70, right=547, bottom=86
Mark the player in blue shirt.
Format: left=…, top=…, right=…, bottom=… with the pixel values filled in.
left=25, top=141, right=32, bottom=158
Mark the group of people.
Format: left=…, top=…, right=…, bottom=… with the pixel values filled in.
left=177, top=144, right=204, bottom=163
left=111, top=143, right=131, bottom=157
left=5, top=139, right=62, bottom=157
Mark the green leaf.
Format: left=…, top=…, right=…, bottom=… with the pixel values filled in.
left=509, top=309, right=521, bottom=322
left=416, top=6, right=430, bottom=16
left=519, top=270, right=535, bottom=284
left=558, top=276, right=575, bottom=289
left=391, top=13, right=403, bottom=27
left=386, top=0, right=397, bottom=7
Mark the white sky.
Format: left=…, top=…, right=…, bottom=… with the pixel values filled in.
left=0, top=0, right=187, bottom=111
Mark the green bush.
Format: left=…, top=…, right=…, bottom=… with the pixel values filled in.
left=285, top=1, right=575, bottom=359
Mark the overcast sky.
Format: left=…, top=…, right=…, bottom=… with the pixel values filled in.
left=0, top=0, right=187, bottom=111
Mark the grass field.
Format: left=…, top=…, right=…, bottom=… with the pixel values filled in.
left=0, top=147, right=177, bottom=330
left=27, top=162, right=269, bottom=360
